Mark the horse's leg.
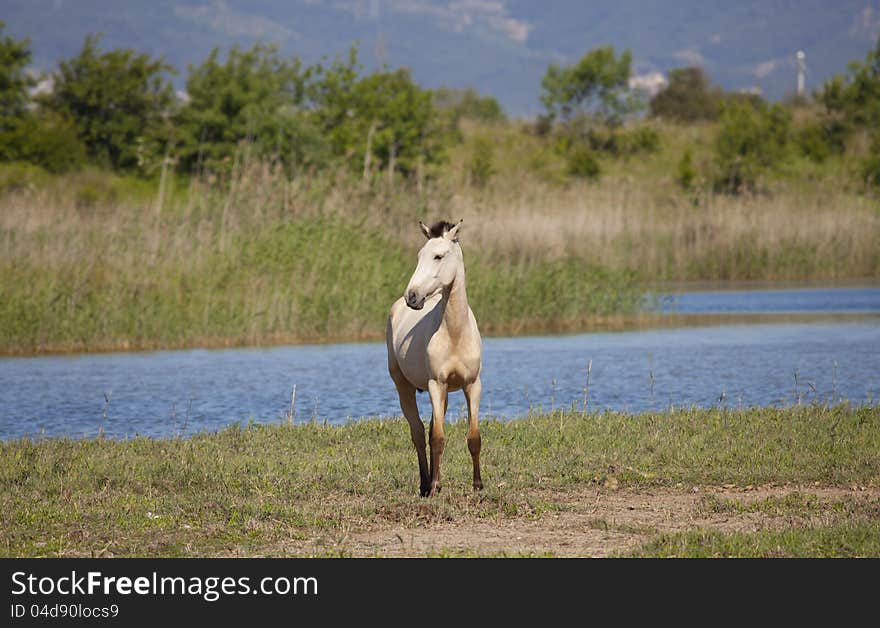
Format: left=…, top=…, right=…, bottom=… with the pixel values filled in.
left=389, top=367, right=430, bottom=496
left=426, top=386, right=447, bottom=480
left=463, top=377, right=483, bottom=490
left=427, top=379, right=448, bottom=497
left=400, top=385, right=431, bottom=497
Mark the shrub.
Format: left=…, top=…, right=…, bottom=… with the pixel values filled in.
left=862, top=133, right=880, bottom=192
left=713, top=99, right=791, bottom=193
left=796, top=122, right=831, bottom=162
left=649, top=66, right=721, bottom=122
left=677, top=148, right=697, bottom=191
left=0, top=161, right=50, bottom=194
left=0, top=112, right=87, bottom=173
left=433, top=87, right=505, bottom=123
left=566, top=143, right=601, bottom=179
left=467, top=135, right=495, bottom=187
left=617, top=126, right=661, bottom=155
left=555, top=116, right=659, bottom=159
left=795, top=119, right=847, bottom=163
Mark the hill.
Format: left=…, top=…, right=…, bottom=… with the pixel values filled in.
left=4, top=0, right=880, bottom=114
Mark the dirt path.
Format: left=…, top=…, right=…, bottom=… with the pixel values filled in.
left=285, top=485, right=879, bottom=557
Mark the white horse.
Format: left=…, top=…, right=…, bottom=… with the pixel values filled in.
left=386, top=219, right=483, bottom=497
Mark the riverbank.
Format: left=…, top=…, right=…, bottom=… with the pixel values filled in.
left=3, top=310, right=878, bottom=358
left=2, top=405, right=877, bottom=557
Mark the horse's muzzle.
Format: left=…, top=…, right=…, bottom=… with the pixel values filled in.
left=405, top=291, right=425, bottom=310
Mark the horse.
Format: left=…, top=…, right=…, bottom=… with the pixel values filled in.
left=386, top=219, right=483, bottom=497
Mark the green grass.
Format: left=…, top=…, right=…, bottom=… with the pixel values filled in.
left=0, top=214, right=642, bottom=354
left=1, top=405, right=877, bottom=557
left=696, top=491, right=880, bottom=520
left=627, top=523, right=880, bottom=557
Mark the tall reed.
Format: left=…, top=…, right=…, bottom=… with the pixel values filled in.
left=1, top=138, right=877, bottom=354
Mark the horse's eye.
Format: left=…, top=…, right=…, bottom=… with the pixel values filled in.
left=434, top=255, right=443, bottom=261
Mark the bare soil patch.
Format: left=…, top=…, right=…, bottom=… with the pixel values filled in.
left=281, top=485, right=879, bottom=557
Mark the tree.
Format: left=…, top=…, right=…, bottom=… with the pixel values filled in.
left=0, top=22, right=87, bottom=172
left=44, top=34, right=176, bottom=172
left=433, top=87, right=505, bottom=122
left=1, top=111, right=86, bottom=173
left=540, top=46, right=636, bottom=125
left=820, top=36, right=880, bottom=189
left=175, top=43, right=324, bottom=173
left=713, top=99, right=791, bottom=193
left=649, top=66, right=721, bottom=122
left=821, top=36, right=880, bottom=130
left=176, top=44, right=443, bottom=178
left=315, top=63, right=441, bottom=177
left=0, top=21, right=35, bottom=131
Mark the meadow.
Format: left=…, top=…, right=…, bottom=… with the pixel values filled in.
left=1, top=404, right=877, bottom=558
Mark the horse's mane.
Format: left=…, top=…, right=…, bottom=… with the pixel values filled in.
left=428, top=220, right=457, bottom=239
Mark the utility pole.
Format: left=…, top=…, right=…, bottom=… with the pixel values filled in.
left=796, top=51, right=806, bottom=97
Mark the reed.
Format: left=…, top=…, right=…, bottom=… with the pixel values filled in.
left=1, top=117, right=878, bottom=354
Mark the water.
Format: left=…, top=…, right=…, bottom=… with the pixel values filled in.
left=657, top=285, right=880, bottom=314
left=1, top=286, right=878, bottom=440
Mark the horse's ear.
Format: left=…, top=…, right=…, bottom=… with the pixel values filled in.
left=444, top=219, right=463, bottom=242
left=419, top=220, right=431, bottom=239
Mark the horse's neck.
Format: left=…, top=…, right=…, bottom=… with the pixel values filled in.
left=441, top=268, right=471, bottom=342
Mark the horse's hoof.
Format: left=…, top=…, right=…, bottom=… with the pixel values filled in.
left=419, top=485, right=431, bottom=498
left=473, top=481, right=483, bottom=491
left=428, top=484, right=441, bottom=497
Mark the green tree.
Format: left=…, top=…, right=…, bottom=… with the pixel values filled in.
left=433, top=87, right=505, bottom=122
left=565, top=143, right=601, bottom=179
left=821, top=36, right=880, bottom=189
left=44, top=34, right=176, bottom=172
left=649, top=66, right=721, bottom=122
left=0, top=22, right=35, bottom=131
left=316, top=64, right=440, bottom=177
left=1, top=111, right=86, bottom=173
left=821, top=36, right=880, bottom=130
left=540, top=46, right=636, bottom=125
left=0, top=22, right=86, bottom=173
left=713, top=99, right=791, bottom=193
left=175, top=43, right=325, bottom=173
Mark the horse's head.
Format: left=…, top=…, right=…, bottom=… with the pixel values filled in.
left=404, top=219, right=464, bottom=310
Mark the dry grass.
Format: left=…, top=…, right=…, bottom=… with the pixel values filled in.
left=4, top=157, right=878, bottom=281
left=451, top=178, right=879, bottom=279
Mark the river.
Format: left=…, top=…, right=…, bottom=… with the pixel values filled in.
left=1, top=286, right=878, bottom=439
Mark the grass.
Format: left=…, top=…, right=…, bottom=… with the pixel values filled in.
left=627, top=523, right=880, bottom=558
left=696, top=491, right=880, bottom=521
left=0, top=210, right=642, bottom=354
left=1, top=404, right=877, bottom=557
left=0, top=160, right=647, bottom=355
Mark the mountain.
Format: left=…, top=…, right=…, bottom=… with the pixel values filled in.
left=4, top=0, right=880, bottom=115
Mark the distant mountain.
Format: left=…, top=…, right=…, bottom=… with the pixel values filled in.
left=4, top=0, right=879, bottom=115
